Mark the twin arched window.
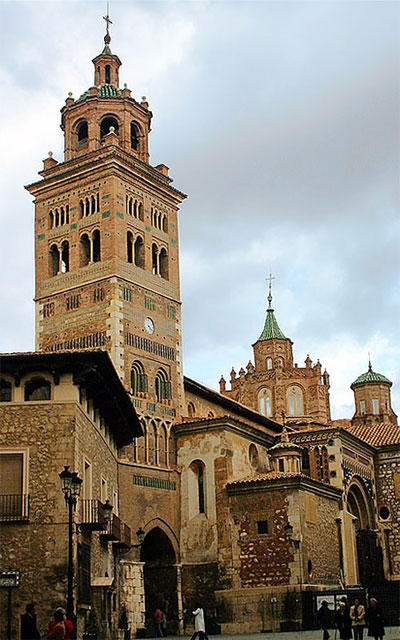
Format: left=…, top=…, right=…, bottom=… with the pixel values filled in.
left=80, top=230, right=100, bottom=266
left=131, top=361, right=148, bottom=395
left=287, top=385, right=304, bottom=416
left=24, top=378, right=51, bottom=401
left=152, top=244, right=169, bottom=280
left=134, top=419, right=170, bottom=467
left=258, top=387, right=272, bottom=417
left=127, top=232, right=145, bottom=268
left=49, top=241, right=69, bottom=276
left=155, top=368, right=171, bottom=403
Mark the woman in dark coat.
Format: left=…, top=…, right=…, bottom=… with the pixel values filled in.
left=334, top=602, right=352, bottom=640
left=366, top=598, right=385, bottom=640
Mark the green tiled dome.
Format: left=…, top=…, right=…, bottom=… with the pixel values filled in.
left=351, top=363, right=392, bottom=387
left=77, top=84, right=121, bottom=102
left=257, top=309, right=287, bottom=341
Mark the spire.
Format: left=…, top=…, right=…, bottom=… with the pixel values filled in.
left=256, top=274, right=287, bottom=342
left=92, top=1, right=122, bottom=88
left=103, top=1, right=113, bottom=53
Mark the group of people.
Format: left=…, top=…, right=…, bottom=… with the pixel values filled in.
left=20, top=603, right=74, bottom=640
left=318, top=597, right=385, bottom=640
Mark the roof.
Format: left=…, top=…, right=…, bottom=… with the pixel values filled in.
left=343, top=422, right=400, bottom=447
left=351, top=363, right=392, bottom=388
left=227, top=471, right=304, bottom=486
left=77, top=84, right=121, bottom=102
left=226, top=471, right=342, bottom=498
left=256, top=308, right=287, bottom=342
left=184, top=376, right=283, bottom=434
left=0, top=350, right=142, bottom=446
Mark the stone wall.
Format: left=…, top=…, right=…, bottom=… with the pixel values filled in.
left=375, top=448, right=400, bottom=578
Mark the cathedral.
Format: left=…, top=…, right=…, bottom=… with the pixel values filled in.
left=0, top=20, right=399, bottom=640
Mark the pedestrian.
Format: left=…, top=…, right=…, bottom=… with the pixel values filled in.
left=21, top=603, right=41, bottom=640
left=350, top=598, right=366, bottom=640
left=317, top=600, right=331, bottom=640
left=334, top=601, right=352, bottom=640
left=48, top=609, right=73, bottom=640
left=366, top=598, right=385, bottom=640
left=190, top=606, right=209, bottom=640
left=154, top=608, right=164, bottom=637
left=47, top=609, right=65, bottom=639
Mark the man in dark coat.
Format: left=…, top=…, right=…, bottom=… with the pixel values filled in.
left=366, top=598, right=385, bottom=640
left=317, top=600, right=331, bottom=640
left=20, top=603, right=40, bottom=640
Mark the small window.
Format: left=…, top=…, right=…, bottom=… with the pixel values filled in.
left=307, top=559, right=313, bottom=579
left=100, top=116, right=119, bottom=139
left=279, top=459, right=285, bottom=472
left=372, top=398, right=379, bottom=415
left=105, top=64, right=111, bottom=84
left=24, top=378, right=51, bottom=401
left=249, top=444, right=259, bottom=469
left=131, top=122, right=139, bottom=150
left=379, top=506, right=390, bottom=520
left=0, top=380, right=12, bottom=402
left=301, top=448, right=310, bottom=471
left=267, top=357, right=273, bottom=370
left=257, top=520, right=268, bottom=535
left=360, top=400, right=366, bottom=415
left=0, top=451, right=28, bottom=520
left=77, top=121, right=88, bottom=145
left=187, top=402, right=196, bottom=418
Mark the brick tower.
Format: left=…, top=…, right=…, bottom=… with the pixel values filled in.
left=351, top=361, right=397, bottom=426
left=25, top=25, right=187, bottom=425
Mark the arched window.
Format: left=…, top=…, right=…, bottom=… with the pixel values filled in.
left=152, top=244, right=158, bottom=275
left=79, top=200, right=84, bottom=219
left=80, top=234, right=90, bottom=267
left=131, top=361, right=147, bottom=395
left=287, top=385, right=304, bottom=416
left=159, top=248, right=168, bottom=280
left=92, top=229, right=101, bottom=262
left=77, top=120, right=88, bottom=146
left=49, top=244, right=59, bottom=276
left=266, top=357, right=273, bottom=370
left=0, top=379, right=12, bottom=402
left=159, top=424, right=168, bottom=467
left=162, top=216, right=168, bottom=232
left=133, top=200, right=137, bottom=218
left=188, top=402, right=196, bottom=418
left=91, top=195, right=96, bottom=214
left=137, top=420, right=146, bottom=463
left=54, top=209, right=60, bottom=227
left=258, top=387, right=272, bottom=417
left=189, top=461, right=206, bottom=515
left=138, top=202, right=144, bottom=221
left=60, top=207, right=65, bottom=226
left=24, top=378, right=51, bottom=401
left=127, top=231, right=133, bottom=264
left=66, top=205, right=70, bottom=224
left=249, top=444, right=259, bottom=468
left=155, top=369, right=171, bottom=403
left=105, top=64, right=111, bottom=84
left=85, top=198, right=90, bottom=217
left=134, top=236, right=145, bottom=268
left=49, top=211, right=54, bottom=229
left=131, top=122, right=139, bottom=150
left=61, top=241, right=69, bottom=273
left=278, top=357, right=284, bottom=367
left=100, top=116, right=119, bottom=139
left=128, top=198, right=132, bottom=216
left=148, top=421, right=157, bottom=465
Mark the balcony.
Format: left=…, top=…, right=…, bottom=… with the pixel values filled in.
left=0, top=494, right=29, bottom=522
left=100, top=513, right=121, bottom=542
left=80, top=499, right=107, bottom=531
left=114, top=522, right=132, bottom=549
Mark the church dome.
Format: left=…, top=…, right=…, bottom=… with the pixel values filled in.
left=351, top=362, right=392, bottom=388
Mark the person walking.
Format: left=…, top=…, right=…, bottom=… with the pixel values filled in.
left=350, top=598, right=366, bottom=640
left=334, top=601, right=352, bottom=640
left=20, top=603, right=41, bottom=640
left=317, top=600, right=331, bottom=640
left=366, top=598, right=385, bottom=640
left=154, top=608, right=164, bottom=637
left=190, top=606, right=209, bottom=640
left=48, top=609, right=73, bottom=640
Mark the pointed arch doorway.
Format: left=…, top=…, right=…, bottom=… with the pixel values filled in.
left=140, top=526, right=179, bottom=634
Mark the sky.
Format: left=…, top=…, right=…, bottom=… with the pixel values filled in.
left=0, top=0, right=399, bottom=420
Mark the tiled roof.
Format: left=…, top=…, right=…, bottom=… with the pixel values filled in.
left=257, top=309, right=287, bottom=341
left=351, top=364, right=391, bottom=387
left=227, top=471, right=304, bottom=487
left=77, top=84, right=121, bottom=102
left=343, top=422, right=400, bottom=447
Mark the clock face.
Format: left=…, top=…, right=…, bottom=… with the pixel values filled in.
left=144, top=317, right=154, bottom=334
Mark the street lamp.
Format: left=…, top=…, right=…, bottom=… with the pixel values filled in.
left=59, top=466, right=82, bottom=624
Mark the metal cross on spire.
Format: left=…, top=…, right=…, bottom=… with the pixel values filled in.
left=266, top=272, right=275, bottom=309
left=103, top=0, right=113, bottom=37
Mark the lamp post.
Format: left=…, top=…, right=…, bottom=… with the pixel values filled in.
left=59, top=466, right=83, bottom=622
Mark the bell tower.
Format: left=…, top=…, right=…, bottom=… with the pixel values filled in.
left=25, top=23, right=187, bottom=426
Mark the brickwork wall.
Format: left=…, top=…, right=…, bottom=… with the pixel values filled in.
left=375, top=449, right=400, bottom=577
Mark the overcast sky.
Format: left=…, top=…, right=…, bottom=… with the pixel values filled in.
left=1, top=0, right=399, bottom=420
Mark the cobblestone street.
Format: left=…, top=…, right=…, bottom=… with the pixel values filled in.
left=161, top=630, right=400, bottom=640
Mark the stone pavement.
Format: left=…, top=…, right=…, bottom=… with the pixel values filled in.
left=161, top=630, right=400, bottom=640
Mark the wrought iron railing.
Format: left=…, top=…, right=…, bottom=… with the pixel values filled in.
left=0, top=494, right=29, bottom=521
left=80, top=499, right=106, bottom=529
